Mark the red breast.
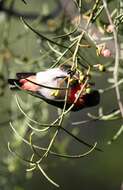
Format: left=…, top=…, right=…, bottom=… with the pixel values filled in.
left=68, top=84, right=85, bottom=107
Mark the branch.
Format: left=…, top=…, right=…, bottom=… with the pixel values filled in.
left=102, top=0, right=123, bottom=118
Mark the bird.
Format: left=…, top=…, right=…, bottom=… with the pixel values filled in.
left=8, top=64, right=100, bottom=111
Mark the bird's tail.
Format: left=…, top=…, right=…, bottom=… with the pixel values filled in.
left=8, top=79, right=22, bottom=90
left=8, top=72, right=36, bottom=90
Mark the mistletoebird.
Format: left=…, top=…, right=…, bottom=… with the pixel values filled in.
left=8, top=64, right=100, bottom=111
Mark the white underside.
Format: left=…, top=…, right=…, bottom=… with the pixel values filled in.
left=36, top=68, right=68, bottom=99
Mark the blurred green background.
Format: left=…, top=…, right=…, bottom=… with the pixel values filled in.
left=0, top=0, right=123, bottom=190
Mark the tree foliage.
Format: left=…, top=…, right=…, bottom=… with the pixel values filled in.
left=0, top=0, right=123, bottom=189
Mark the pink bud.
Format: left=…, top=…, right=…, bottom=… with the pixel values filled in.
left=101, top=48, right=111, bottom=57
left=106, top=24, right=114, bottom=33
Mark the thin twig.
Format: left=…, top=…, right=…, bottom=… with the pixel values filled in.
left=102, top=0, right=123, bottom=117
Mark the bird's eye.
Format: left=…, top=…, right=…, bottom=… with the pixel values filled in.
left=67, top=69, right=76, bottom=76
